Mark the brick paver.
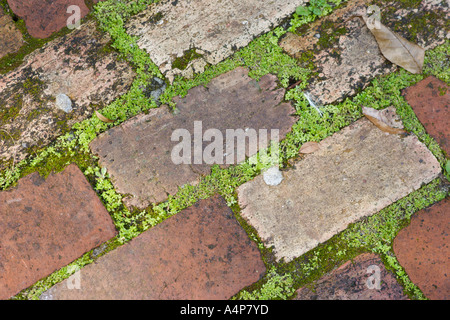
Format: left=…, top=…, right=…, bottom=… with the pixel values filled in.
left=126, top=0, right=306, bottom=82
left=90, top=67, right=296, bottom=209
left=0, top=7, right=23, bottom=59
left=402, top=76, right=449, bottom=156
left=238, top=108, right=441, bottom=262
left=40, top=195, right=265, bottom=300
left=393, top=198, right=450, bottom=300
left=7, top=0, right=90, bottom=38
left=280, top=0, right=449, bottom=104
left=0, top=21, right=135, bottom=170
left=0, top=164, right=117, bottom=299
left=295, top=253, right=408, bottom=300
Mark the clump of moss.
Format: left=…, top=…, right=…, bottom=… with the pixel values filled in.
left=172, top=48, right=203, bottom=70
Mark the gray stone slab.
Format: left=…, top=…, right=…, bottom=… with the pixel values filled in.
left=126, top=0, right=306, bottom=82
left=238, top=108, right=441, bottom=262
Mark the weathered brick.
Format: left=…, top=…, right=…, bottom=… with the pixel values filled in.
left=402, top=76, right=450, bottom=156
left=125, top=0, right=306, bottom=82
left=393, top=198, right=450, bottom=300
left=90, top=67, right=296, bottom=209
left=41, top=195, right=265, bottom=300
left=7, top=0, right=90, bottom=39
left=0, top=7, right=23, bottom=59
left=295, top=253, right=408, bottom=300
left=0, top=164, right=117, bottom=299
left=238, top=108, right=441, bottom=262
left=279, top=0, right=449, bottom=104
left=0, top=21, right=135, bottom=170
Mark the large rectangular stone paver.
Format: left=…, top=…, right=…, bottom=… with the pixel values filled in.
left=41, top=195, right=265, bottom=300
left=280, top=0, right=449, bottom=104
left=295, top=253, right=408, bottom=300
left=0, top=21, right=135, bottom=170
left=238, top=108, right=441, bottom=262
left=402, top=76, right=449, bottom=156
left=126, top=0, right=306, bottom=81
left=0, top=164, right=117, bottom=300
left=393, top=198, right=449, bottom=300
left=90, top=67, right=297, bottom=209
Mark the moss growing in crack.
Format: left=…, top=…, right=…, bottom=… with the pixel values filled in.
left=171, top=48, right=203, bottom=70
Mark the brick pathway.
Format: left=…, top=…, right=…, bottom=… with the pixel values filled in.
left=41, top=195, right=265, bottom=300
left=238, top=109, right=440, bottom=262
left=0, top=0, right=449, bottom=301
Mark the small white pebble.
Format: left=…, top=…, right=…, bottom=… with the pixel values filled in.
left=263, top=166, right=283, bottom=186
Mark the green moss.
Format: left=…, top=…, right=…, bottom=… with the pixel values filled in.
left=171, top=48, right=203, bottom=70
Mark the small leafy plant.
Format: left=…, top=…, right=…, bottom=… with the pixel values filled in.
left=296, top=0, right=332, bottom=17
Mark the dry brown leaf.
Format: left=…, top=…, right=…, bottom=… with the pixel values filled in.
left=360, top=15, right=425, bottom=74
left=95, top=111, right=114, bottom=123
left=362, top=106, right=406, bottom=135
left=299, top=141, right=320, bottom=154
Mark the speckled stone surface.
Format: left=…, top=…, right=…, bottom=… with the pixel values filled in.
left=402, top=76, right=450, bottom=156
left=0, top=21, right=135, bottom=170
left=279, top=0, right=449, bottom=104
left=295, top=253, right=408, bottom=300
left=0, top=7, right=23, bottom=59
left=41, top=195, right=265, bottom=300
left=238, top=109, right=441, bottom=262
left=0, top=164, right=117, bottom=300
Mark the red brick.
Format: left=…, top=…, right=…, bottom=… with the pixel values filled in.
left=0, top=164, right=117, bottom=299
left=295, top=253, right=408, bottom=300
left=41, top=195, right=265, bottom=300
left=393, top=198, right=450, bottom=300
left=402, top=76, right=450, bottom=156
left=7, top=0, right=90, bottom=38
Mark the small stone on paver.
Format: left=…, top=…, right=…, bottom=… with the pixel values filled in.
left=125, top=0, right=306, bottom=82
left=295, top=253, right=408, bottom=300
left=41, top=195, right=265, bottom=300
left=238, top=108, right=441, bottom=262
left=0, top=164, right=117, bottom=300
left=393, top=197, right=450, bottom=300
left=90, top=67, right=296, bottom=209
left=0, top=21, right=135, bottom=170
left=7, top=0, right=90, bottom=38
left=0, top=7, right=23, bottom=59
left=279, top=0, right=449, bottom=104
left=402, top=76, right=450, bottom=156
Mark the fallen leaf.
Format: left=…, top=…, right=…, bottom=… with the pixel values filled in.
left=359, top=15, right=425, bottom=74
left=362, top=106, right=406, bottom=135
left=95, top=111, right=114, bottom=123
left=299, top=141, right=320, bottom=154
